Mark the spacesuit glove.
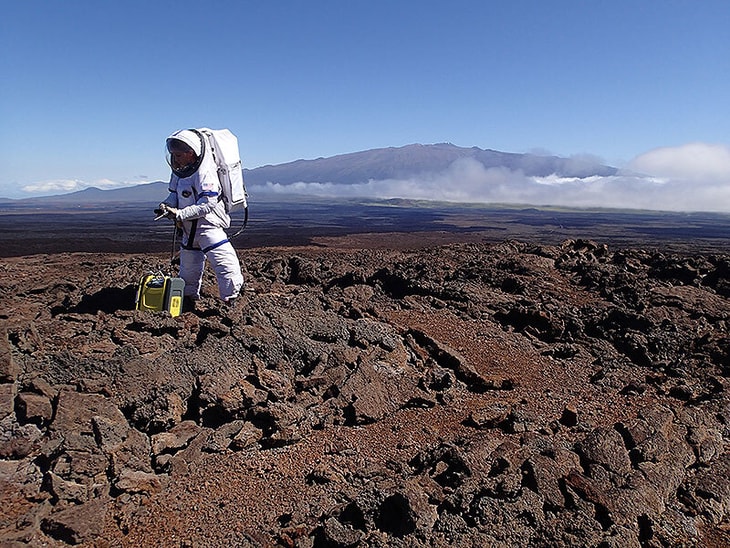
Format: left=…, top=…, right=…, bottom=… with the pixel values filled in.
left=163, top=206, right=179, bottom=220
left=154, top=203, right=179, bottom=221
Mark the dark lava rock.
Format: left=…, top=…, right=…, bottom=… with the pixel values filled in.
left=0, top=239, right=728, bottom=547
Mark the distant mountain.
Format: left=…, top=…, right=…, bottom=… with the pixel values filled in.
left=2, top=143, right=618, bottom=205
left=1, top=182, right=169, bottom=205
left=243, top=143, right=618, bottom=186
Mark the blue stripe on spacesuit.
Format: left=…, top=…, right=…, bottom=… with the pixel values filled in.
left=199, top=191, right=219, bottom=199
left=202, top=239, right=230, bottom=253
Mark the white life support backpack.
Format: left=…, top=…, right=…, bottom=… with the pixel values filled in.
left=193, top=128, right=249, bottom=228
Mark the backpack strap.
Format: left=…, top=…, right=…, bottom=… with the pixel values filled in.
left=181, top=185, right=200, bottom=250
left=182, top=219, right=199, bottom=250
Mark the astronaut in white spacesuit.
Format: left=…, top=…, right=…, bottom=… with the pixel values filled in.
left=158, top=129, right=244, bottom=306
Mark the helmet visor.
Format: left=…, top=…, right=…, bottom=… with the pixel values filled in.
left=166, top=138, right=200, bottom=178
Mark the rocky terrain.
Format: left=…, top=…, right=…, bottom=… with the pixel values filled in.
left=1, top=235, right=729, bottom=547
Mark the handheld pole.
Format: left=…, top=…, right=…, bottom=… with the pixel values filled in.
left=170, top=224, right=179, bottom=267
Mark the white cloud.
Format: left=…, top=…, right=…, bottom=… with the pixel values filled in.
left=21, top=179, right=84, bottom=194
left=258, top=143, right=730, bottom=213
left=21, top=178, right=139, bottom=195
left=629, top=142, right=730, bottom=181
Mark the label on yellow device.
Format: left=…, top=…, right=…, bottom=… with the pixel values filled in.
left=135, top=274, right=186, bottom=317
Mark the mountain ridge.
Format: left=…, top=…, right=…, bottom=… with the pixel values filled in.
left=244, top=142, right=618, bottom=186
left=1, top=143, right=618, bottom=203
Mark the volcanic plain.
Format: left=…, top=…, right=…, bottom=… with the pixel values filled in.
left=1, top=201, right=729, bottom=547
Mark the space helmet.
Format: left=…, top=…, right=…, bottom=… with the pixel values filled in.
left=166, top=129, right=205, bottom=178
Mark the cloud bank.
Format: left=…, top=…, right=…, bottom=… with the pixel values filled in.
left=21, top=177, right=149, bottom=196
left=14, top=143, right=730, bottom=213
left=258, top=142, right=730, bottom=213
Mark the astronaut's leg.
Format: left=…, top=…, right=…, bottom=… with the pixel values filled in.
left=178, top=247, right=206, bottom=299
left=206, top=241, right=244, bottom=301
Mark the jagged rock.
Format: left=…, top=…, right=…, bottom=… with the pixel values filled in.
left=0, top=457, right=44, bottom=499
left=55, top=449, right=109, bottom=484
left=465, top=402, right=511, bottom=429
left=622, top=407, right=696, bottom=470
left=40, top=496, right=109, bottom=545
left=114, top=469, right=166, bottom=495
left=150, top=420, right=201, bottom=456
left=0, top=323, right=20, bottom=382
left=288, top=256, right=321, bottom=285
left=249, top=401, right=307, bottom=447
left=106, top=424, right=153, bottom=476
left=523, top=453, right=571, bottom=509
left=505, top=406, right=542, bottom=433
left=230, top=421, right=263, bottom=450
left=494, top=304, right=565, bottom=342
left=0, top=420, right=43, bottom=459
left=316, top=516, right=362, bottom=547
left=686, top=424, right=724, bottom=464
left=687, top=454, right=730, bottom=524
left=16, top=392, right=53, bottom=425
left=0, top=382, right=17, bottom=419
left=28, top=377, right=58, bottom=400
left=306, top=462, right=345, bottom=485
left=257, top=367, right=295, bottom=402
left=408, top=328, right=501, bottom=392
left=402, top=479, right=439, bottom=532
left=559, top=403, right=579, bottom=426
left=575, top=426, right=632, bottom=476
left=205, top=419, right=248, bottom=452
left=46, top=471, right=88, bottom=503
left=167, top=428, right=213, bottom=476
left=51, top=390, right=126, bottom=436
left=338, top=356, right=420, bottom=425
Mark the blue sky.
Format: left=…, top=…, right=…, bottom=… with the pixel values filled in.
left=1, top=0, right=729, bottom=210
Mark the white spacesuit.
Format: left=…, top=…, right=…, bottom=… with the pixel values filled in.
left=160, top=129, right=244, bottom=303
